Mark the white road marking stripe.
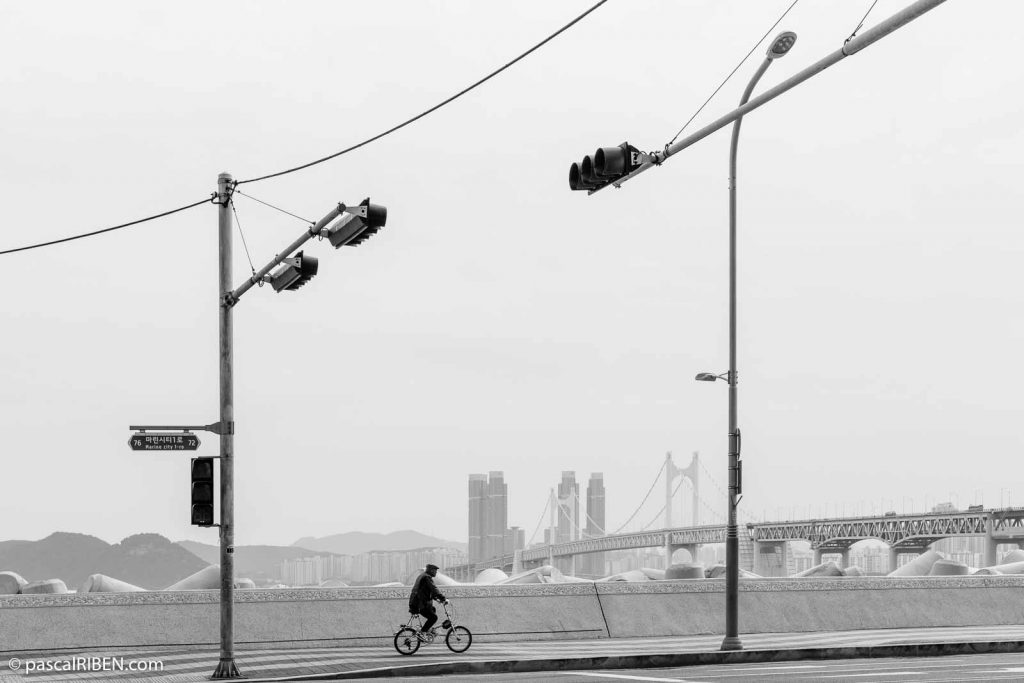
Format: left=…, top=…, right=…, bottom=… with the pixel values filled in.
left=559, top=673, right=694, bottom=682
left=815, top=673, right=925, bottom=679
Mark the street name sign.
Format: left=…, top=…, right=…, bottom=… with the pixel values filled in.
left=129, top=432, right=200, bottom=451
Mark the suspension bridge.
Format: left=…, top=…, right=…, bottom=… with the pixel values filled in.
left=448, top=453, right=1024, bottom=581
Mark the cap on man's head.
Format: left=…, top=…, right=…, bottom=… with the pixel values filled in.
left=425, top=563, right=439, bottom=572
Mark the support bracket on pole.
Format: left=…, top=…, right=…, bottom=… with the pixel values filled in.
left=128, top=421, right=233, bottom=435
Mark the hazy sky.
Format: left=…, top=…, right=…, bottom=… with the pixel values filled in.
left=2, top=1, right=1021, bottom=548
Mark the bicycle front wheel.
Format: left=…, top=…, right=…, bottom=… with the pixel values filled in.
left=445, top=625, right=472, bottom=653
left=394, top=627, right=421, bottom=655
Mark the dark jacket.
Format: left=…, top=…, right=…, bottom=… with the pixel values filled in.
left=408, top=571, right=445, bottom=612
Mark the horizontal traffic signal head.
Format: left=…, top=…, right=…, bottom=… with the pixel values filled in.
left=568, top=142, right=640, bottom=192
left=327, top=197, right=387, bottom=248
left=269, top=251, right=319, bottom=292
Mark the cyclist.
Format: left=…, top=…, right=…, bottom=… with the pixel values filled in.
left=408, top=563, right=447, bottom=639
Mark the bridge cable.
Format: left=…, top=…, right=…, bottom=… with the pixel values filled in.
left=610, top=458, right=668, bottom=535
left=526, top=494, right=552, bottom=546
left=641, top=475, right=688, bottom=531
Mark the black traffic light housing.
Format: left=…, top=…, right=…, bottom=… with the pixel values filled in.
left=191, top=457, right=215, bottom=527
left=269, top=250, right=319, bottom=292
left=327, top=198, right=388, bottom=248
left=569, top=142, right=640, bottom=192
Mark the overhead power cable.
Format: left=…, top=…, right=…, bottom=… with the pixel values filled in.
left=666, top=0, right=800, bottom=148
left=0, top=196, right=214, bottom=257
left=236, top=0, right=611, bottom=185
left=1, top=2, right=609, bottom=257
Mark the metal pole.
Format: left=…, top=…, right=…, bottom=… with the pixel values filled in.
left=589, top=0, right=948, bottom=194
left=213, top=172, right=241, bottom=679
left=722, top=57, right=771, bottom=653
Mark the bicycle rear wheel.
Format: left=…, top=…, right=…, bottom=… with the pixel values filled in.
left=445, top=625, right=472, bottom=653
left=394, top=627, right=421, bottom=655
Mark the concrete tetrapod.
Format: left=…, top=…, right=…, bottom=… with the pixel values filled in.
left=164, top=565, right=220, bottom=591
left=793, top=561, right=844, bottom=578
left=0, top=570, right=28, bottom=595
left=474, top=568, right=508, bottom=585
left=78, top=574, right=146, bottom=593
left=598, top=573, right=647, bottom=581
left=998, top=549, right=1024, bottom=565
left=928, top=559, right=971, bottom=576
left=888, top=549, right=945, bottom=577
left=665, top=563, right=705, bottom=580
left=977, top=560, right=1024, bottom=575
left=21, top=579, right=68, bottom=594
left=705, top=564, right=761, bottom=579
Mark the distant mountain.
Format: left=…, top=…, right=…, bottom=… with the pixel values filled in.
left=177, top=541, right=340, bottom=583
left=0, top=532, right=208, bottom=590
left=292, top=530, right=467, bottom=556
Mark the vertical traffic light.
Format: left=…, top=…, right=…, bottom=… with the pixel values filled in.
left=191, top=457, right=215, bottom=526
left=568, top=142, right=641, bottom=192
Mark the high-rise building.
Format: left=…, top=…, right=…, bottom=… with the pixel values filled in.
left=468, top=471, right=516, bottom=563
left=485, top=471, right=508, bottom=561
left=556, top=471, right=579, bottom=544
left=468, top=474, right=487, bottom=563
left=582, top=472, right=606, bottom=577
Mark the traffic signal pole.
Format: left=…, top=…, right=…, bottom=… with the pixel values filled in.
left=213, top=172, right=240, bottom=680
left=588, top=0, right=948, bottom=194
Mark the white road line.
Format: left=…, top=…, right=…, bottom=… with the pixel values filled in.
left=815, top=673, right=925, bottom=679
left=558, top=673, right=695, bottom=682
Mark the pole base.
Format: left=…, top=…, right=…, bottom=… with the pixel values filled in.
left=211, top=658, right=243, bottom=679
left=720, top=636, right=743, bottom=651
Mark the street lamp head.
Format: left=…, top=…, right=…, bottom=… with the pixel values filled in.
left=767, top=31, right=797, bottom=60
left=694, top=372, right=719, bottom=382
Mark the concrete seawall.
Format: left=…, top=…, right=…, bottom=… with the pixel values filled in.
left=3, top=576, right=1024, bottom=653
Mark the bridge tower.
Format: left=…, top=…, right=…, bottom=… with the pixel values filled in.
left=665, top=452, right=700, bottom=528
left=664, top=452, right=701, bottom=564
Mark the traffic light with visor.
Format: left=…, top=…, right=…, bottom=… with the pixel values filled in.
left=191, top=457, right=215, bottom=527
left=269, top=251, right=319, bottom=292
left=326, top=198, right=387, bottom=248
left=569, top=142, right=641, bottom=192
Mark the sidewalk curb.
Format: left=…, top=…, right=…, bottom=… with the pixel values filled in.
left=249, top=639, right=1024, bottom=681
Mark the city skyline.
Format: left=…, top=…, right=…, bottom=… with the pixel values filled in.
left=1, top=1, right=1022, bottom=548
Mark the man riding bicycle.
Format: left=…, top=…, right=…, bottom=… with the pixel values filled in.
left=408, top=563, right=447, bottom=639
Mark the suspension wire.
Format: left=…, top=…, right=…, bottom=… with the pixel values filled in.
left=582, top=507, right=605, bottom=535
left=641, top=474, right=687, bottom=531
left=610, top=459, right=668, bottom=535
left=0, top=196, right=214, bottom=257
left=847, top=0, right=880, bottom=43
left=236, top=0, right=610, bottom=185
left=229, top=198, right=257, bottom=276
left=527, top=494, right=552, bottom=546
left=665, top=0, right=800, bottom=147
left=233, top=188, right=313, bottom=225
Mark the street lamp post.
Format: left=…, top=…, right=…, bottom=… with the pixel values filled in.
left=696, top=31, right=796, bottom=652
